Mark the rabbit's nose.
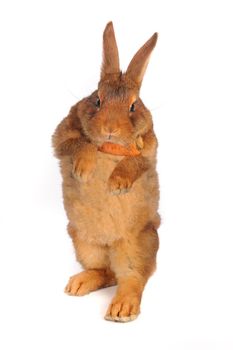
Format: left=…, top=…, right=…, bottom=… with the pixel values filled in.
left=102, top=126, right=119, bottom=137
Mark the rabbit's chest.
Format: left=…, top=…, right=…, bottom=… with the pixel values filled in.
left=67, top=153, right=147, bottom=244
left=76, top=153, right=125, bottom=212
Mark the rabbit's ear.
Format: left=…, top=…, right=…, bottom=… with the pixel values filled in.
left=101, top=22, right=120, bottom=78
left=126, top=33, right=158, bottom=87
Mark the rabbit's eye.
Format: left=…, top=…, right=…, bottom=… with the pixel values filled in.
left=95, top=98, right=101, bottom=108
left=130, top=103, right=135, bottom=112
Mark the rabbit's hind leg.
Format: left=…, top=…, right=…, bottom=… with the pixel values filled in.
left=65, top=268, right=115, bottom=296
left=65, top=223, right=116, bottom=296
left=105, top=222, right=159, bottom=322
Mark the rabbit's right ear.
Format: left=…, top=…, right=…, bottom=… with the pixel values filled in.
left=101, top=22, right=120, bottom=79
left=126, top=33, right=158, bottom=88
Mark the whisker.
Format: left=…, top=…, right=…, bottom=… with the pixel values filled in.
left=149, top=105, right=163, bottom=112
left=66, top=88, right=79, bottom=100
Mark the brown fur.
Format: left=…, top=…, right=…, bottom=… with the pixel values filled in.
left=52, top=22, right=160, bottom=322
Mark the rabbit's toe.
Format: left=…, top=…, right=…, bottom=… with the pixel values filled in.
left=65, top=270, right=111, bottom=296
left=108, top=174, right=132, bottom=195
left=105, top=295, right=140, bottom=322
left=72, top=157, right=96, bottom=182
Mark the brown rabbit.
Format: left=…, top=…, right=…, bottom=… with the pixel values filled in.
left=52, top=22, right=160, bottom=322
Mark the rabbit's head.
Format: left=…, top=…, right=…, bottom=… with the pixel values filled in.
left=78, top=22, right=158, bottom=147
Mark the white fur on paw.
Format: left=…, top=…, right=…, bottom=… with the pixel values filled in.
left=104, top=314, right=138, bottom=322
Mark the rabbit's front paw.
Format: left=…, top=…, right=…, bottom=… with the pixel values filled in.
left=72, top=156, right=96, bottom=182
left=108, top=173, right=133, bottom=195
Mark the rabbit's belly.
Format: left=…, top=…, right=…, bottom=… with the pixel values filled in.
left=65, top=153, right=156, bottom=245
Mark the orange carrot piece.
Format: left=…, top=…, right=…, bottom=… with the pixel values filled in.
left=98, top=142, right=141, bottom=156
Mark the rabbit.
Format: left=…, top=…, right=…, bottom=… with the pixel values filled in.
left=52, top=22, right=160, bottom=322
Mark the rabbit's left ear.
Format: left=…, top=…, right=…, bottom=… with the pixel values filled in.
left=101, top=22, right=120, bottom=78
left=126, top=33, right=158, bottom=88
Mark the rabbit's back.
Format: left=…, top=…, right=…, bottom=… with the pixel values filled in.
left=61, top=152, right=159, bottom=245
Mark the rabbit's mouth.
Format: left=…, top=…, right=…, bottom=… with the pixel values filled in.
left=103, top=137, right=125, bottom=145
left=96, top=134, right=130, bottom=147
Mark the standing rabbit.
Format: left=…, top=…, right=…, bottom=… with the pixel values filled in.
left=52, top=22, right=160, bottom=322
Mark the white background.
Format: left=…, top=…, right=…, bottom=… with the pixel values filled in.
left=0, top=0, right=233, bottom=349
